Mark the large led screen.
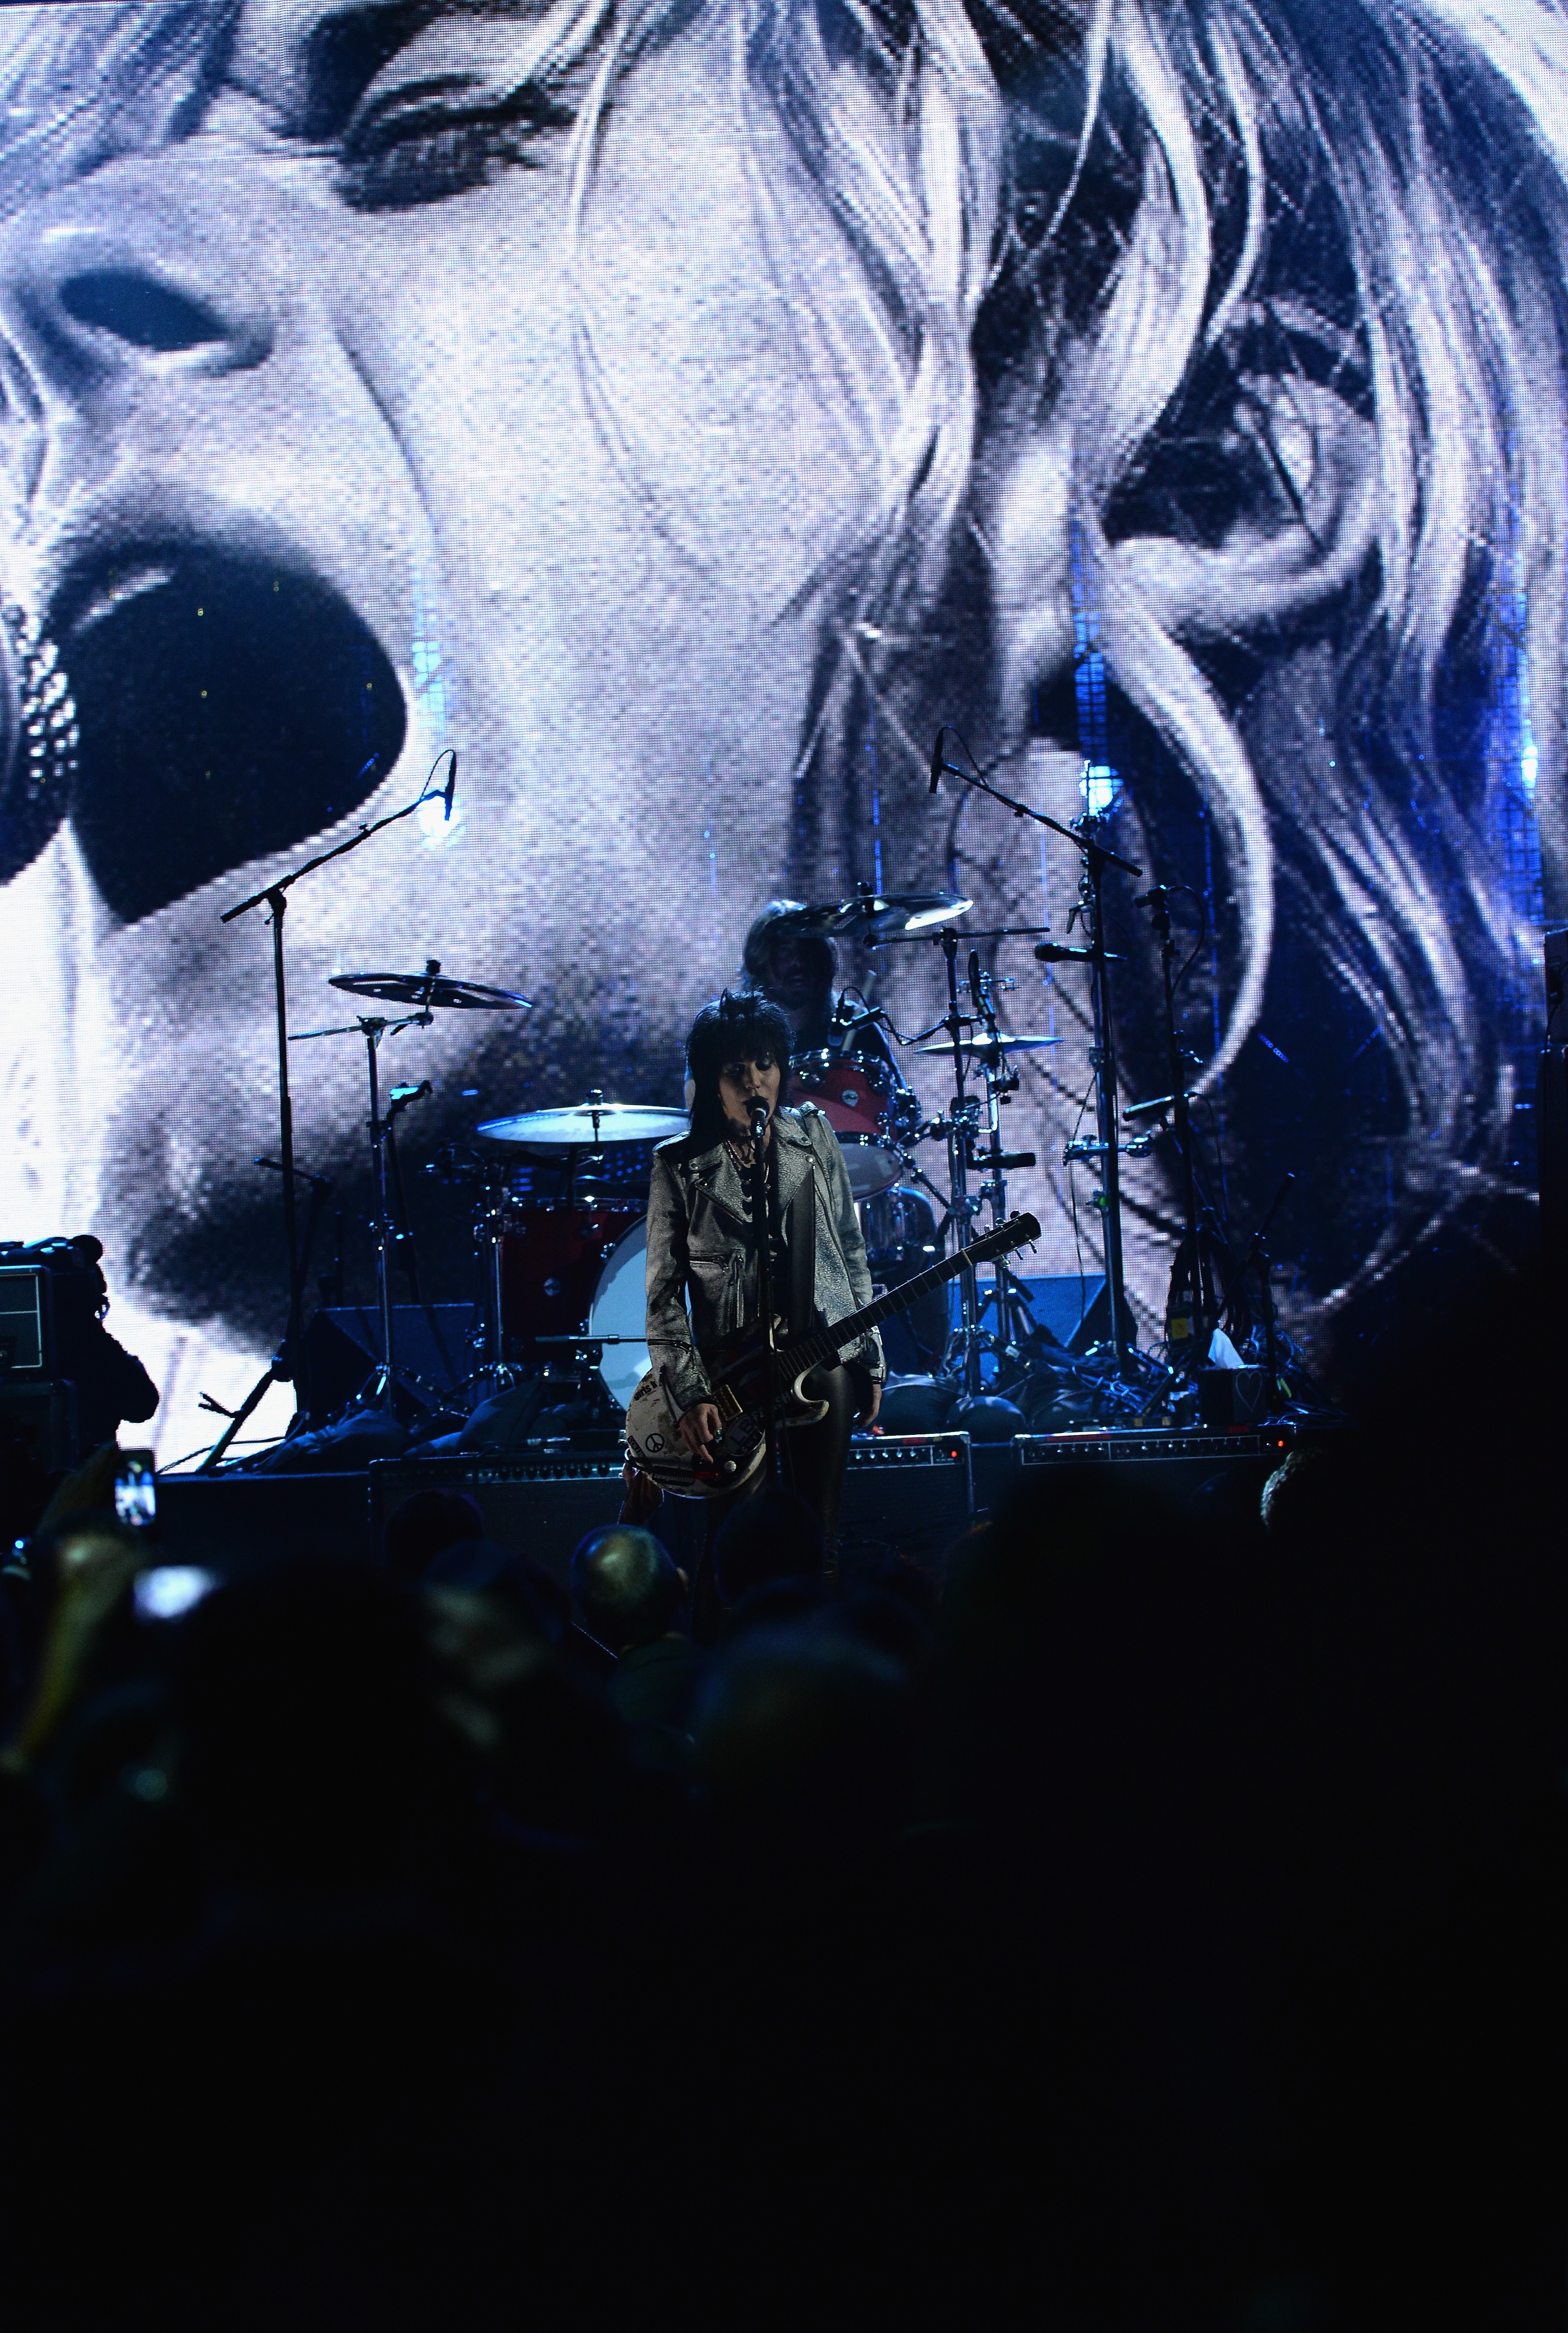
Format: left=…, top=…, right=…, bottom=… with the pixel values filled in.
left=0, top=0, right=1558, bottom=1456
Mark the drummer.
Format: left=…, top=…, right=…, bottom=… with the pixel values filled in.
left=738, top=900, right=902, bottom=1085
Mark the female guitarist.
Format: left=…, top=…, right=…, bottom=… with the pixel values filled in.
left=644, top=992, right=883, bottom=1542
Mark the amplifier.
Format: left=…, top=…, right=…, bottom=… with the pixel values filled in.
left=1012, top=1426, right=1292, bottom=1517
left=368, top=1432, right=975, bottom=1588
left=0, top=1264, right=53, bottom=1377
left=841, top=1432, right=973, bottom=1567
left=368, top=1450, right=703, bottom=1588
left=0, top=1378, right=78, bottom=1475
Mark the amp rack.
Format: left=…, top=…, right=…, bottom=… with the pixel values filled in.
left=1017, top=1427, right=1294, bottom=1467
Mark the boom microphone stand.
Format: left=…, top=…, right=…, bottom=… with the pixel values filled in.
left=1134, top=884, right=1213, bottom=1370
left=199, top=750, right=458, bottom=1469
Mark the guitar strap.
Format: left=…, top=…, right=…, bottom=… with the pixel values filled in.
left=787, top=1170, right=815, bottom=1346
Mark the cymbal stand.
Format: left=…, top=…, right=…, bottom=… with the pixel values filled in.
left=961, top=953, right=1040, bottom=1371
left=359, top=1015, right=429, bottom=1410
left=477, top=1168, right=524, bottom=1395
left=925, top=931, right=984, bottom=1391
left=284, top=998, right=436, bottom=1411
left=927, top=740, right=1143, bottom=1385
left=1137, top=884, right=1211, bottom=1373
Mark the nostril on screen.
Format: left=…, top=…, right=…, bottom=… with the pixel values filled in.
left=60, top=270, right=224, bottom=353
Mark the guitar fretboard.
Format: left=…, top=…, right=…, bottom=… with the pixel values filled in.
left=769, top=1214, right=1040, bottom=1383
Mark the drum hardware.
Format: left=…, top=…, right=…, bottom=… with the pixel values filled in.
left=282, top=959, right=530, bottom=1423
left=201, top=751, right=471, bottom=1470
left=1134, top=881, right=1217, bottom=1378
left=928, top=730, right=1148, bottom=1395
left=286, top=999, right=444, bottom=1411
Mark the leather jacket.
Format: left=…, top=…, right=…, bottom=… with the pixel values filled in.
left=644, top=1103, right=885, bottom=1415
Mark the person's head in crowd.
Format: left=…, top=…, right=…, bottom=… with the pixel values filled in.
left=720, top=1575, right=833, bottom=1644
left=714, top=1486, right=826, bottom=1608
left=694, top=1623, right=918, bottom=1866
left=383, top=1488, right=485, bottom=1588
left=421, top=1538, right=550, bottom=1639
left=572, top=1527, right=686, bottom=1658
left=829, top=1586, right=938, bottom=1685
left=838, top=1548, right=941, bottom=1625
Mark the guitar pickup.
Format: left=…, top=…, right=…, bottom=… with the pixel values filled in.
left=714, top=1383, right=744, bottom=1421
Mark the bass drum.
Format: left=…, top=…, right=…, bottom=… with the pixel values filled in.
left=499, top=1204, right=643, bottom=1362
left=588, top=1216, right=652, bottom=1411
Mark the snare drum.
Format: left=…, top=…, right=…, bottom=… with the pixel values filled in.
left=789, top=1046, right=906, bottom=1197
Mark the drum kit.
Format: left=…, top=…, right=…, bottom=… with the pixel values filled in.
left=242, top=878, right=1070, bottom=1441
left=198, top=745, right=1317, bottom=1472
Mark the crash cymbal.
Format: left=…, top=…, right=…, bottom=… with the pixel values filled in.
left=773, top=889, right=973, bottom=940
left=476, top=1099, right=690, bottom=1149
left=914, top=1033, right=1063, bottom=1055
left=331, top=971, right=533, bottom=1009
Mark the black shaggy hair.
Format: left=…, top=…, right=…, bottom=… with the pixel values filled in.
left=740, top=899, right=836, bottom=1004
left=686, top=991, right=794, bottom=1148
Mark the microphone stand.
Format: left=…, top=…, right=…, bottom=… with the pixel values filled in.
left=930, top=745, right=1141, bottom=1378
left=749, top=1101, right=781, bottom=1487
left=1137, top=886, right=1211, bottom=1373
left=199, top=752, right=457, bottom=1469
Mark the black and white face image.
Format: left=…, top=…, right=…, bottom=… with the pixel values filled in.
left=0, top=0, right=1560, bottom=1450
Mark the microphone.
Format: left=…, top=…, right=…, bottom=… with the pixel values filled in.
left=929, top=726, right=946, bottom=796
left=442, top=750, right=458, bottom=822
left=748, top=1098, right=770, bottom=1142
left=1133, top=883, right=1170, bottom=908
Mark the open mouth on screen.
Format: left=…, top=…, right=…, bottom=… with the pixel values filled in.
left=53, top=550, right=406, bottom=924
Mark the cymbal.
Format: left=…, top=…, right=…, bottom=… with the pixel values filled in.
left=773, top=889, right=973, bottom=940
left=477, top=1101, right=689, bottom=1149
left=331, top=971, right=533, bottom=1010
left=914, top=1033, right=1063, bottom=1055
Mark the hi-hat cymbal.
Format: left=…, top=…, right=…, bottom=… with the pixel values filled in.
left=773, top=889, right=973, bottom=940
left=331, top=971, right=533, bottom=1009
left=477, top=1100, right=689, bottom=1149
left=915, top=1033, right=1063, bottom=1056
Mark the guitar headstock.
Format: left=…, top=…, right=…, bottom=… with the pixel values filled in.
left=962, top=1211, right=1041, bottom=1267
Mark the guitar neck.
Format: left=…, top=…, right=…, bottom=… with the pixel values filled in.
left=780, top=1235, right=1017, bottom=1378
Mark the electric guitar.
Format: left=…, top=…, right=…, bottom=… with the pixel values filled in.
left=624, top=1212, right=1040, bottom=1497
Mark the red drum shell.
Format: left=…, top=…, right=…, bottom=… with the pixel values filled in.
left=788, top=1046, right=900, bottom=1138
left=499, top=1205, right=644, bottom=1359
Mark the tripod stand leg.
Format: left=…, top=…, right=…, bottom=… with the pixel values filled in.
left=196, top=1360, right=281, bottom=1471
